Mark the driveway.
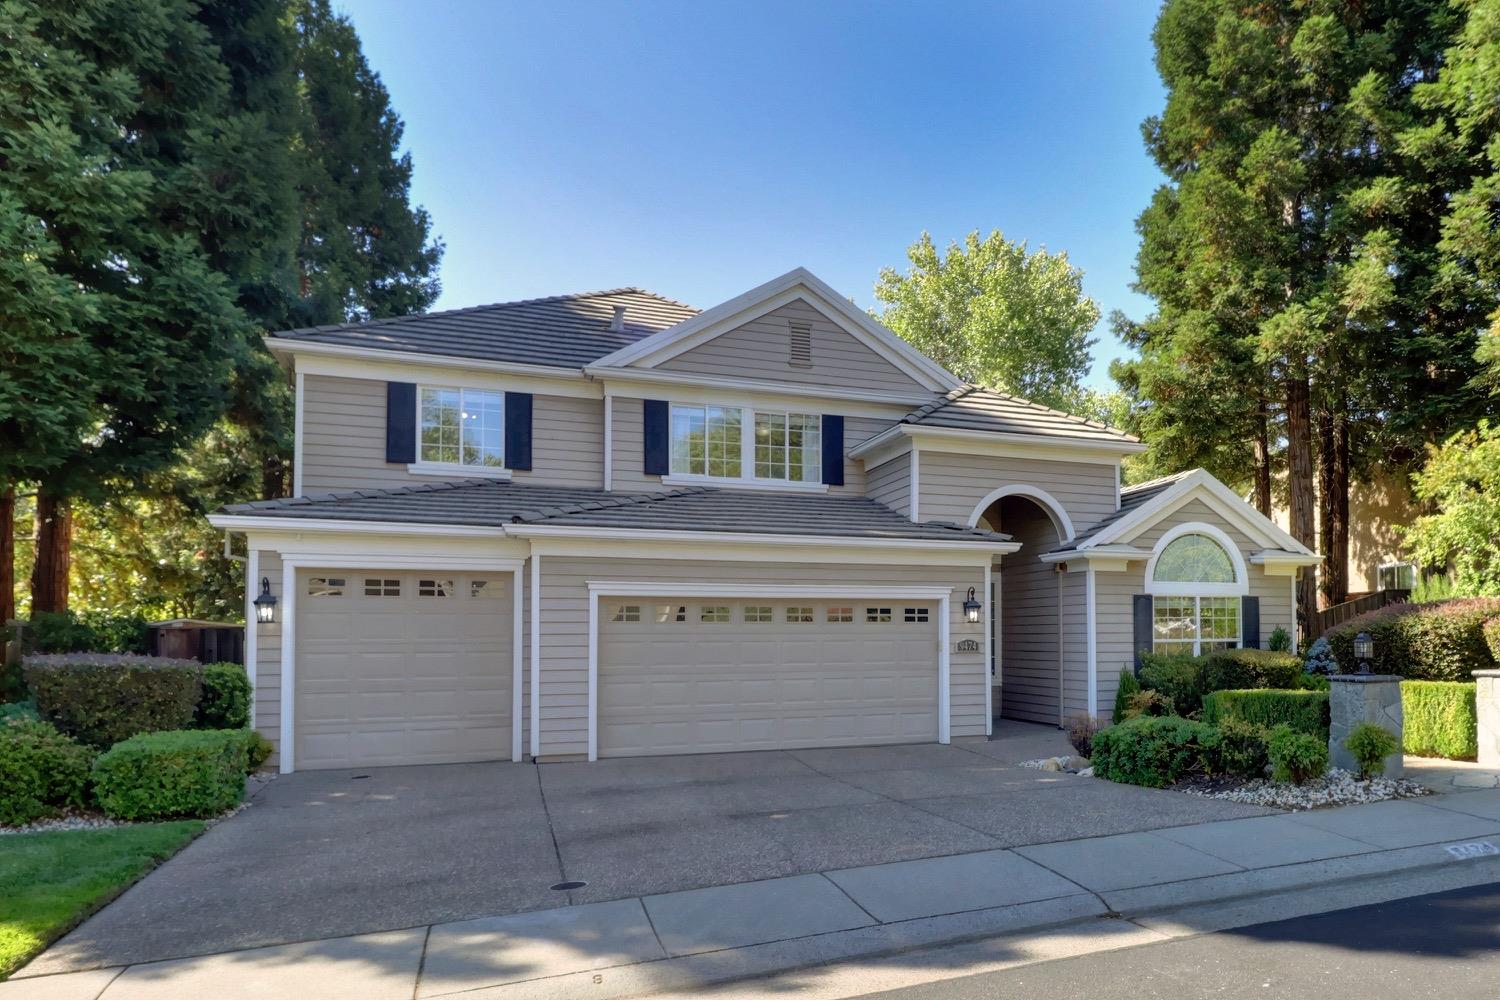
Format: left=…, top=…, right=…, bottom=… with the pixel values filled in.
left=28, top=723, right=1276, bottom=974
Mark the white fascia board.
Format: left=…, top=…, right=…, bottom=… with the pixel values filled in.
left=507, top=523, right=1020, bottom=554
left=848, top=424, right=1143, bottom=464
left=1039, top=545, right=1149, bottom=570
left=525, top=535, right=999, bottom=567
left=277, top=552, right=524, bottom=572
left=586, top=366, right=932, bottom=412
left=271, top=338, right=598, bottom=396
left=1086, top=469, right=1315, bottom=556
left=1252, top=550, right=1323, bottom=576
left=591, top=268, right=962, bottom=391
left=586, top=581, right=956, bottom=599
left=207, top=513, right=509, bottom=537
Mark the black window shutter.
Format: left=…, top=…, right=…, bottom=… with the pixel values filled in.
left=1132, top=594, right=1153, bottom=672
left=821, top=415, right=844, bottom=486
left=643, top=399, right=669, bottom=475
left=385, top=382, right=416, bottom=464
left=1241, top=595, right=1261, bottom=649
left=504, top=392, right=533, bottom=471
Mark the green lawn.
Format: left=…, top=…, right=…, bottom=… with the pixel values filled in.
left=0, top=821, right=204, bottom=979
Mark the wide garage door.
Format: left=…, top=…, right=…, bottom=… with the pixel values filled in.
left=598, top=599, right=939, bottom=757
left=295, top=570, right=512, bottom=769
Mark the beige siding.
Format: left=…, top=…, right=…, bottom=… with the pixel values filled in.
left=996, top=504, right=1064, bottom=725
left=1092, top=498, right=1300, bottom=717
left=534, top=558, right=987, bottom=758
left=866, top=454, right=912, bottom=517
left=919, top=451, right=1119, bottom=533
left=1059, top=571, right=1089, bottom=719
left=251, top=550, right=283, bottom=767
left=656, top=299, right=927, bottom=395
left=299, top=373, right=603, bottom=493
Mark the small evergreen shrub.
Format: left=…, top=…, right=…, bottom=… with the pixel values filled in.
left=24, top=610, right=150, bottom=655
left=92, top=729, right=248, bottom=821
left=24, top=654, right=202, bottom=748
left=1113, top=668, right=1140, bottom=725
left=1200, top=648, right=1303, bottom=692
left=1325, top=598, right=1500, bottom=680
left=0, top=719, right=97, bottom=825
left=1344, top=723, right=1399, bottom=779
left=195, top=663, right=251, bottom=730
left=1268, top=626, right=1292, bottom=652
left=1293, top=673, right=1331, bottom=691
left=1124, top=689, right=1176, bottom=719
left=1139, top=652, right=1206, bottom=715
left=1268, top=725, right=1327, bottom=784
left=1484, top=618, right=1500, bottom=664
left=0, top=701, right=39, bottom=724
left=1200, top=689, right=1329, bottom=738
left=1304, top=636, right=1336, bottom=675
left=1214, top=717, right=1270, bottom=778
left=243, top=729, right=274, bottom=772
left=1401, top=681, right=1478, bottom=760
left=1090, top=715, right=1220, bottom=788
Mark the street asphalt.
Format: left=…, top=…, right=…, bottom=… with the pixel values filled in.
left=858, top=880, right=1500, bottom=999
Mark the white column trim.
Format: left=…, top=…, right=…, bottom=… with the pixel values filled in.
left=938, top=593, right=950, bottom=743
left=512, top=566, right=524, bottom=762
left=587, top=591, right=599, bottom=761
left=1291, top=573, right=1299, bottom=650
left=292, top=370, right=305, bottom=496
left=983, top=564, right=993, bottom=737
left=1085, top=565, right=1098, bottom=720
left=530, top=554, right=542, bottom=759
left=603, top=394, right=613, bottom=491
left=909, top=447, right=921, bottom=523
left=278, top=561, right=296, bottom=773
left=245, top=549, right=259, bottom=729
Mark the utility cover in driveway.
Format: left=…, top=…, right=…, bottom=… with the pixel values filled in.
left=597, top=598, right=939, bottom=756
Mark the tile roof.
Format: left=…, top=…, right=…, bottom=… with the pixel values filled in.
left=221, top=480, right=1012, bottom=545
left=1048, top=470, right=1193, bottom=553
left=900, top=385, right=1139, bottom=445
left=268, top=288, right=700, bottom=368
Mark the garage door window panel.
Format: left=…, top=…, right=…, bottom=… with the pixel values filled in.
left=307, top=577, right=345, bottom=597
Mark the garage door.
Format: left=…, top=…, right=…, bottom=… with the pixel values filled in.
left=598, top=599, right=939, bottom=757
left=295, top=570, right=512, bottom=769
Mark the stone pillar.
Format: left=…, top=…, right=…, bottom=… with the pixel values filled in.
left=1475, top=670, right=1500, bottom=769
left=1328, top=675, right=1404, bottom=778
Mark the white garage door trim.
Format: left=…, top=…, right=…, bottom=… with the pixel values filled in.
left=585, top=581, right=952, bottom=761
left=277, top=554, right=524, bottom=773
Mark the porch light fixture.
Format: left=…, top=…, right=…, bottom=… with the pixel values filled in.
left=963, top=587, right=981, bottom=624
left=1353, top=631, right=1374, bottom=673
left=253, top=577, right=278, bottom=625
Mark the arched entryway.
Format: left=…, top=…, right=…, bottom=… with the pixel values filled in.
left=974, top=489, right=1069, bottom=727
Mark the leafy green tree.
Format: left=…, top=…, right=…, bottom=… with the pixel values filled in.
left=873, top=230, right=1099, bottom=411
left=1402, top=420, right=1500, bottom=596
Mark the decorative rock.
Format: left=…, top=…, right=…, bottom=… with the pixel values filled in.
left=1040, top=758, right=1063, bottom=771
left=1475, top=670, right=1500, bottom=768
left=1183, top=768, right=1430, bottom=811
left=1328, top=674, right=1404, bottom=778
left=1064, top=756, right=1089, bottom=770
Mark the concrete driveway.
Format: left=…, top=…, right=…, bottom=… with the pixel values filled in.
left=29, top=723, right=1275, bottom=974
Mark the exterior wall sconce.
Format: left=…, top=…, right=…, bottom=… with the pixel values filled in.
left=253, top=577, right=278, bottom=625
left=1354, top=630, right=1374, bottom=673
left=963, top=587, right=982, bottom=624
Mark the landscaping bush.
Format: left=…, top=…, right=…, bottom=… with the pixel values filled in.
left=1268, top=725, right=1327, bottom=784
left=1268, top=626, right=1291, bottom=652
left=1112, top=668, right=1140, bottom=725
left=1200, top=689, right=1329, bottom=738
left=1304, top=636, right=1336, bottom=675
left=1344, top=723, right=1399, bottom=779
left=1090, top=715, right=1219, bottom=788
left=0, top=719, right=97, bottom=826
left=243, top=729, right=273, bottom=772
left=23, top=610, right=149, bottom=655
left=1124, top=689, right=1176, bottom=719
left=24, top=654, right=202, bottom=748
left=1066, top=713, right=1099, bottom=757
left=1200, top=648, right=1304, bottom=692
left=92, top=729, right=248, bottom=821
left=194, top=663, right=251, bottom=730
left=1138, top=652, right=1206, bottom=715
left=1485, top=617, right=1500, bottom=663
left=1402, top=680, right=1478, bottom=759
left=0, top=701, right=39, bottom=724
left=1214, top=717, right=1270, bottom=778
left=1324, top=598, right=1500, bottom=680
left=1293, top=673, right=1331, bottom=691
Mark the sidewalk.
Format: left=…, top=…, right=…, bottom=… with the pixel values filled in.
left=7, top=788, right=1500, bottom=1000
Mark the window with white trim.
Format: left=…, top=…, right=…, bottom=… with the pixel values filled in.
left=671, top=405, right=741, bottom=478
left=1378, top=562, right=1416, bottom=591
left=745, top=606, right=773, bottom=623
left=420, top=386, right=504, bottom=469
left=904, top=607, right=930, bottom=624
left=827, top=606, right=853, bottom=623
left=669, top=403, right=824, bottom=485
left=753, top=411, right=820, bottom=482
left=1150, top=532, right=1241, bottom=655
left=865, top=607, right=893, bottom=623
left=786, top=606, right=814, bottom=623
left=364, top=578, right=400, bottom=597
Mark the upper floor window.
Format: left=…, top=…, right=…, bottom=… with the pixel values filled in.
left=1152, top=533, right=1235, bottom=585
left=754, top=412, right=820, bottom=482
left=1378, top=562, right=1415, bottom=591
left=669, top=403, right=822, bottom=485
left=420, top=386, right=503, bottom=469
left=671, top=404, right=741, bottom=478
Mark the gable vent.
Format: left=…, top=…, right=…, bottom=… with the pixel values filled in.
left=788, top=320, right=812, bottom=368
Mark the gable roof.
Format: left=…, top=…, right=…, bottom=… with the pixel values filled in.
left=902, top=385, right=1140, bottom=445
left=588, top=268, right=963, bottom=392
left=1047, top=471, right=1191, bottom=553
left=212, top=479, right=1014, bottom=546
left=266, top=289, right=699, bottom=368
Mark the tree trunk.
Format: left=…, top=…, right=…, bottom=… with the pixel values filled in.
left=29, top=492, right=71, bottom=614
left=1253, top=396, right=1272, bottom=516
left=1330, top=408, right=1350, bottom=603
left=261, top=453, right=287, bottom=500
left=1286, top=367, right=1318, bottom=639
left=0, top=485, right=13, bottom=625
left=1317, top=406, right=1335, bottom=610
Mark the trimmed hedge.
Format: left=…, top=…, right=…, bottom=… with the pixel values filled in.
left=92, top=729, right=248, bottom=821
left=1091, top=715, right=1219, bottom=788
left=0, top=719, right=97, bottom=826
left=1139, top=653, right=1206, bottom=715
left=1325, top=598, right=1500, bottom=680
left=1402, top=680, right=1478, bottom=760
left=1200, top=649, right=1303, bottom=692
left=195, top=663, right=251, bottom=730
left=24, top=654, right=202, bottom=748
left=1201, top=689, right=1329, bottom=738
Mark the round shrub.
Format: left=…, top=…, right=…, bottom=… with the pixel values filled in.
left=1325, top=598, right=1500, bottom=680
left=1138, top=653, right=1206, bottom=715
left=0, top=719, right=97, bottom=826
left=1091, top=715, right=1220, bottom=788
left=23, top=654, right=203, bottom=748
left=1344, top=722, right=1399, bottom=779
left=195, top=663, right=251, bottom=730
left=1268, top=725, right=1327, bottom=784
left=92, top=729, right=248, bottom=821
left=1268, top=626, right=1292, bottom=653
left=1214, top=717, right=1270, bottom=778
left=1304, top=636, right=1336, bottom=675
left=1402, top=680, right=1478, bottom=760
left=243, top=729, right=273, bottom=772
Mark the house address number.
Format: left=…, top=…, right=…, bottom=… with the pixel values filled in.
left=955, top=638, right=981, bottom=653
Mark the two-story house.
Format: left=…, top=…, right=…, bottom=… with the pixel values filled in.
left=209, top=268, right=1319, bottom=772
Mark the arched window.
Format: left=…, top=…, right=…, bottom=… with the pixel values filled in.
left=1147, top=528, right=1245, bottom=656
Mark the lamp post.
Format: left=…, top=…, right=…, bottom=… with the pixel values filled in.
left=253, top=577, right=278, bottom=625
left=1354, top=630, right=1373, bottom=674
left=963, top=587, right=981, bottom=624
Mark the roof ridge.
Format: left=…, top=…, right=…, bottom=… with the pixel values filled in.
left=900, top=384, right=978, bottom=425
left=1120, top=469, right=1196, bottom=495
left=969, top=386, right=1139, bottom=441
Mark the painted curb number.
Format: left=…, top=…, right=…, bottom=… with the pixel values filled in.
left=1444, top=841, right=1499, bottom=860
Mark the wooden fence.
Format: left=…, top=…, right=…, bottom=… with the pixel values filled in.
left=1312, top=589, right=1411, bottom=638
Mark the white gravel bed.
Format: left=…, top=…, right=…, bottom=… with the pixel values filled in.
left=1184, top=768, right=1432, bottom=811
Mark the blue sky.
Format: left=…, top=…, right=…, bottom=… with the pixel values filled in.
left=341, top=1, right=1167, bottom=389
